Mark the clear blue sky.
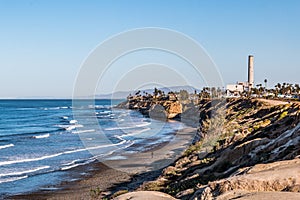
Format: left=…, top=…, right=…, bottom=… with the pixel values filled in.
left=0, top=0, right=299, bottom=98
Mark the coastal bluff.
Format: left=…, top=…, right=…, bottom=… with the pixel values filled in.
left=114, top=95, right=300, bottom=200
left=116, top=94, right=183, bottom=120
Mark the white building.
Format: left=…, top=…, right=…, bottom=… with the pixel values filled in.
left=226, top=83, right=246, bottom=97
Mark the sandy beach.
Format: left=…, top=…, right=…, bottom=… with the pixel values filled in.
left=8, top=127, right=196, bottom=199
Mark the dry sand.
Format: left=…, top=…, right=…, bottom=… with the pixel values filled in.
left=114, top=191, right=177, bottom=200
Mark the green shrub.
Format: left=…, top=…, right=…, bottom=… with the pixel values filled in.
left=253, top=125, right=260, bottom=131
left=183, top=142, right=202, bottom=156
left=279, top=111, right=288, bottom=120
left=141, top=181, right=163, bottom=191
left=90, top=187, right=102, bottom=199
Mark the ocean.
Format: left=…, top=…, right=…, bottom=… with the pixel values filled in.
left=0, top=99, right=185, bottom=197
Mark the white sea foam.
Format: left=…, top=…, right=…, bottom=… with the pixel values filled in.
left=69, top=120, right=78, bottom=124
left=62, top=159, right=82, bottom=166
left=61, top=159, right=95, bottom=171
left=72, top=129, right=95, bottom=134
left=60, top=163, right=82, bottom=171
left=44, top=106, right=69, bottom=110
left=48, top=107, right=60, bottom=110
left=0, top=176, right=28, bottom=184
left=135, top=122, right=151, bottom=127
left=100, top=110, right=111, bottom=114
left=0, top=152, right=64, bottom=166
left=87, top=105, right=111, bottom=109
left=0, top=144, right=14, bottom=150
left=0, top=140, right=127, bottom=166
left=66, top=125, right=83, bottom=131
left=0, top=166, right=50, bottom=177
left=62, top=116, right=69, bottom=119
left=34, top=133, right=50, bottom=139
left=57, top=124, right=84, bottom=131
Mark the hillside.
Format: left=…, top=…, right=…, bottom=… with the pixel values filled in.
left=115, top=97, right=300, bottom=199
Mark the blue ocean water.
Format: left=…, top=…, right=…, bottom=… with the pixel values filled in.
left=0, top=99, right=184, bottom=197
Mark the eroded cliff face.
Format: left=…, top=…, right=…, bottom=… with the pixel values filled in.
left=164, top=101, right=183, bottom=119
left=116, top=96, right=183, bottom=119
left=134, top=99, right=300, bottom=199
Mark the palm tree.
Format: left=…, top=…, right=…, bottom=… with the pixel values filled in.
left=264, top=79, right=268, bottom=89
left=287, top=83, right=293, bottom=94
left=217, top=87, right=222, bottom=98
left=153, top=88, right=158, bottom=98
left=275, top=83, right=281, bottom=94
left=252, top=87, right=259, bottom=95
left=276, top=83, right=281, bottom=88
left=135, top=90, right=141, bottom=96
left=211, top=87, right=217, bottom=98
left=274, top=85, right=279, bottom=97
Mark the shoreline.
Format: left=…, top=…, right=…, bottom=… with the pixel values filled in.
left=7, top=127, right=197, bottom=199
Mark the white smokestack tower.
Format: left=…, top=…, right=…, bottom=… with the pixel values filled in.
left=248, top=55, right=254, bottom=90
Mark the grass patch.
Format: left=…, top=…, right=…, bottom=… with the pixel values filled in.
left=183, top=141, right=203, bottom=156
left=279, top=111, right=288, bottom=120
left=140, top=181, right=164, bottom=191
left=89, top=187, right=102, bottom=199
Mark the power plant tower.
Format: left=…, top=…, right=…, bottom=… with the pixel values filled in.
left=248, top=55, right=254, bottom=90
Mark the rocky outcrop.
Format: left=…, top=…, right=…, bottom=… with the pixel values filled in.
left=164, top=101, right=182, bottom=119
left=116, top=96, right=183, bottom=119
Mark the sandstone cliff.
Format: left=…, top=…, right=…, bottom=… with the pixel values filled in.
left=118, top=98, right=300, bottom=199
left=116, top=95, right=183, bottom=119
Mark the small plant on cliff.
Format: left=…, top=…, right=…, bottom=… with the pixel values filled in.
left=279, top=111, right=288, bottom=120
left=140, top=181, right=164, bottom=191
left=89, top=187, right=102, bottom=199
left=183, top=141, right=203, bottom=156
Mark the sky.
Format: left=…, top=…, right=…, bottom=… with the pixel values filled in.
left=0, top=0, right=299, bottom=98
